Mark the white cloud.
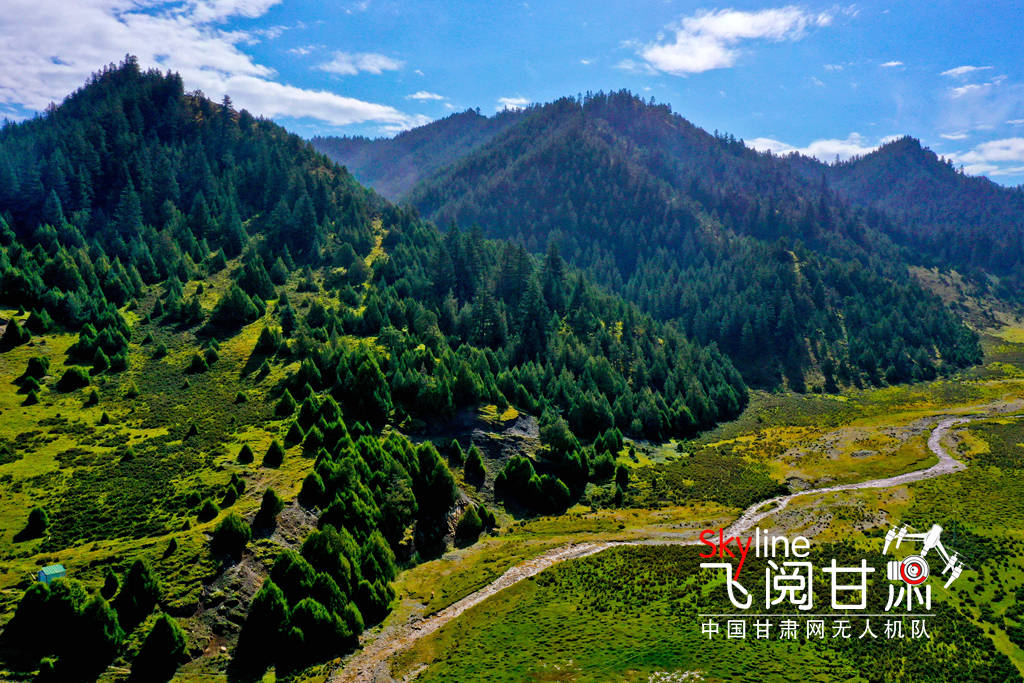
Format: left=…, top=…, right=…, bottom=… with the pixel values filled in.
left=615, top=59, right=657, bottom=74
left=941, top=76, right=1024, bottom=133
left=950, top=83, right=987, bottom=98
left=941, top=65, right=992, bottom=78
left=748, top=132, right=897, bottom=161
left=958, top=137, right=1024, bottom=164
left=880, top=60, right=903, bottom=67
left=317, top=51, right=404, bottom=76
left=189, top=0, right=282, bottom=23
left=823, top=63, right=843, bottom=71
left=945, top=137, right=1024, bottom=178
left=1008, top=119, right=1024, bottom=125
left=939, top=132, right=969, bottom=140
left=287, top=44, right=318, bottom=56
left=497, top=96, right=529, bottom=111
left=962, top=162, right=998, bottom=175
left=0, top=0, right=424, bottom=129
left=809, top=76, right=824, bottom=87
left=638, top=6, right=832, bottom=75
left=580, top=58, right=592, bottom=65
left=406, top=90, right=445, bottom=101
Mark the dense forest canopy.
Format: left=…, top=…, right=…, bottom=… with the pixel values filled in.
left=0, top=62, right=746, bottom=442
left=0, top=62, right=760, bottom=679
left=311, top=107, right=525, bottom=199
left=788, top=136, right=1024, bottom=292
left=315, top=91, right=982, bottom=389
left=1, top=61, right=1009, bottom=682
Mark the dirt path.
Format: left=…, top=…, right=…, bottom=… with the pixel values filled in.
left=332, top=414, right=981, bottom=682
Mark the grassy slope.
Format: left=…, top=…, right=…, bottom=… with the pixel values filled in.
left=0, top=258, right=326, bottom=680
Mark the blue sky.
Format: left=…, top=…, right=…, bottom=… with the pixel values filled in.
left=2, top=1, right=1023, bottom=183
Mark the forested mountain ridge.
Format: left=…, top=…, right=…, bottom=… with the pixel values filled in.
left=316, top=92, right=981, bottom=389
left=0, top=64, right=746, bottom=443
left=310, top=107, right=524, bottom=199
left=0, top=61, right=750, bottom=680
left=788, top=136, right=1024, bottom=287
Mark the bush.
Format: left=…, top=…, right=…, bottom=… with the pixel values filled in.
left=129, top=613, right=187, bottom=682
left=25, top=310, right=53, bottom=334
left=92, top=348, right=109, bottom=373
left=56, top=366, right=91, bottom=392
left=286, top=598, right=350, bottom=666
left=254, top=488, right=285, bottom=530
left=540, top=415, right=579, bottom=455
left=275, top=390, right=297, bottom=417
left=197, top=498, right=219, bottom=522
left=464, top=445, right=486, bottom=485
left=237, top=444, right=254, bottom=463
left=478, top=506, right=497, bottom=530
left=99, top=411, right=111, bottom=425
left=455, top=506, right=482, bottom=545
left=17, top=375, right=40, bottom=395
left=72, top=595, right=124, bottom=677
left=298, top=472, right=325, bottom=508
left=285, top=421, right=304, bottom=447
left=22, top=356, right=50, bottom=380
left=270, top=550, right=316, bottom=605
left=152, top=342, right=168, bottom=359
left=494, top=455, right=536, bottom=496
left=233, top=580, right=288, bottom=675
left=115, top=559, right=161, bottom=628
left=15, top=507, right=48, bottom=541
left=109, top=351, right=129, bottom=372
left=615, top=463, right=629, bottom=490
left=22, top=390, right=39, bottom=406
left=234, top=391, right=248, bottom=404
left=590, top=450, right=616, bottom=480
left=208, top=248, right=228, bottom=272
left=208, top=283, right=259, bottom=330
left=355, top=578, right=393, bottom=626
left=537, top=474, right=571, bottom=512
left=263, top=440, right=285, bottom=468
left=187, top=353, right=208, bottom=374
left=449, top=440, right=464, bottom=465
left=360, top=531, right=396, bottom=583
left=84, top=388, right=99, bottom=406
left=254, top=326, right=281, bottom=354
left=212, top=512, right=251, bottom=560
left=303, top=425, right=324, bottom=454
left=0, top=320, right=30, bottom=348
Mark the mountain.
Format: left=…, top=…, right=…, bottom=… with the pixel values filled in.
left=311, top=107, right=523, bottom=199
left=315, top=91, right=982, bottom=390
left=789, top=137, right=1024, bottom=285
left=0, top=62, right=750, bottom=680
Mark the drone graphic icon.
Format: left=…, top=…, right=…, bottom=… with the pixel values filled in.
left=882, top=524, right=964, bottom=589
